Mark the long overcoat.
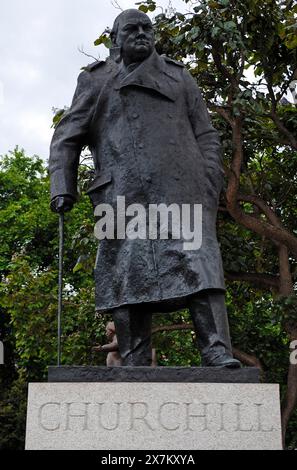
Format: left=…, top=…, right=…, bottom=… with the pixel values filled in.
left=49, top=51, right=226, bottom=313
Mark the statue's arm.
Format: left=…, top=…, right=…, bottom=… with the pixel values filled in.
left=93, top=340, right=119, bottom=353
left=183, top=68, right=224, bottom=202
left=101, top=341, right=119, bottom=353
left=49, top=70, right=97, bottom=204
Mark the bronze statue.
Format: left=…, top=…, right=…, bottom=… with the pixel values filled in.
left=49, top=9, right=240, bottom=368
left=93, top=321, right=157, bottom=367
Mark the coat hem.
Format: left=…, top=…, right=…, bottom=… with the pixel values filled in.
left=95, top=285, right=226, bottom=314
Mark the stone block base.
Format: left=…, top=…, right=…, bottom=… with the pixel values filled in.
left=26, top=379, right=282, bottom=450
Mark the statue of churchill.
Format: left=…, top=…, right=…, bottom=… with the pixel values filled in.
left=49, top=9, right=240, bottom=368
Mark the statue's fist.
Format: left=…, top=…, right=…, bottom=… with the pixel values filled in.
left=50, top=195, right=75, bottom=213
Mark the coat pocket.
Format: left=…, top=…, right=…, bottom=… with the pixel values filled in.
left=86, top=171, right=112, bottom=206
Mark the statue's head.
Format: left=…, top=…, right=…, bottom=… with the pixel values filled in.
left=111, top=9, right=155, bottom=65
left=106, top=321, right=116, bottom=341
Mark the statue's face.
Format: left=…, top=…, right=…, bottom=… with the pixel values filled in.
left=116, top=11, right=155, bottom=64
left=106, top=322, right=115, bottom=341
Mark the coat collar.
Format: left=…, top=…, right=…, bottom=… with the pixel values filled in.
left=113, top=51, right=179, bottom=102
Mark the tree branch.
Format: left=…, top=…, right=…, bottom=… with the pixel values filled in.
left=210, top=105, right=234, bottom=127
left=278, top=245, right=294, bottom=296
left=232, top=347, right=264, bottom=374
left=152, top=323, right=193, bottom=334
left=77, top=46, right=99, bottom=63
left=270, top=111, right=297, bottom=150
left=238, top=194, right=282, bottom=227
left=111, top=0, right=124, bottom=11
left=211, top=46, right=237, bottom=87
left=225, top=127, right=297, bottom=257
left=265, top=70, right=297, bottom=150
left=277, top=67, right=297, bottom=102
left=225, top=271, right=280, bottom=290
left=281, top=359, right=297, bottom=447
left=152, top=324, right=264, bottom=371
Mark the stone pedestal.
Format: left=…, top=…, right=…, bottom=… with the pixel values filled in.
left=25, top=367, right=282, bottom=450
left=47, top=365, right=260, bottom=383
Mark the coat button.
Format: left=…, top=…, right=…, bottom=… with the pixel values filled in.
left=146, top=177, right=152, bottom=183
left=138, top=143, right=144, bottom=149
left=132, top=113, right=139, bottom=119
left=169, top=139, right=175, bottom=145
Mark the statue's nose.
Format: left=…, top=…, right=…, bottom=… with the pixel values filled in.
left=136, top=25, right=146, bottom=36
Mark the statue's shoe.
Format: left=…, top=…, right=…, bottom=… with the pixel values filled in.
left=202, top=353, right=241, bottom=368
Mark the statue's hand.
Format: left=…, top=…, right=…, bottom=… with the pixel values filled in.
left=50, top=195, right=75, bottom=213
left=92, top=345, right=103, bottom=352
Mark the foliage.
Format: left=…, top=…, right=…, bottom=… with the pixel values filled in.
left=0, top=149, right=106, bottom=449
left=0, top=372, right=27, bottom=451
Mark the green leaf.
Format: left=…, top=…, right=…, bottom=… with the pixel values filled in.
left=223, top=21, right=237, bottom=31
left=138, top=5, right=149, bottom=13
left=73, top=262, right=83, bottom=273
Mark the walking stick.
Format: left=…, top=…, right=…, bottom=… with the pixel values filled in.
left=57, top=212, right=64, bottom=366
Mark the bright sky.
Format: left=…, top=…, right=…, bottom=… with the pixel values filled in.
left=0, top=0, right=188, bottom=161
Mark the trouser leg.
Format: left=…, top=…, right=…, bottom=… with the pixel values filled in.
left=112, top=305, right=152, bottom=366
left=188, top=290, right=240, bottom=367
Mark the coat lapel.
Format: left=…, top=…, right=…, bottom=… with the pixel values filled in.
left=114, top=52, right=179, bottom=102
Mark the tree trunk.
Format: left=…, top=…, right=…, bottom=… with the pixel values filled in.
left=277, top=245, right=297, bottom=447
left=281, top=360, right=297, bottom=447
